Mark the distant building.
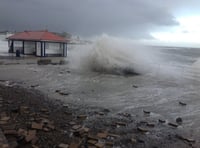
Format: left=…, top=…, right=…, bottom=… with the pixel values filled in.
left=7, top=30, right=69, bottom=57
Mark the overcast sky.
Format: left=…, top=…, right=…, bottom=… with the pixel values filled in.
left=0, top=0, right=200, bottom=42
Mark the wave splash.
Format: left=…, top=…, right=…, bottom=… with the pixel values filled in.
left=69, top=35, right=156, bottom=75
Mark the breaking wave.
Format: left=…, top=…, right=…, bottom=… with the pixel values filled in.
left=68, top=35, right=157, bottom=75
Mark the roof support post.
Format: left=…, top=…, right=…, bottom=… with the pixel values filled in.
left=11, top=40, right=14, bottom=53
left=41, top=41, right=43, bottom=57
left=43, top=42, right=46, bottom=57
left=8, top=40, right=12, bottom=53
left=34, top=41, right=37, bottom=55
left=62, top=43, right=65, bottom=57
left=22, top=41, right=24, bottom=54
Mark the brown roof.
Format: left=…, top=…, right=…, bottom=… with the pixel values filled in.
left=7, top=30, right=69, bottom=43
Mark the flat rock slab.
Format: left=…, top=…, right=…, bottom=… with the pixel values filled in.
left=97, top=133, right=108, bottom=139
left=25, top=130, right=37, bottom=142
left=58, top=143, right=69, bottom=148
left=31, top=122, right=43, bottom=130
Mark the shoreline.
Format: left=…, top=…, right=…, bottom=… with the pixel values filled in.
left=0, top=83, right=198, bottom=148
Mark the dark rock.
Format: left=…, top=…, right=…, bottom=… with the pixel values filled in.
left=77, top=115, right=87, bottom=120
left=103, top=109, right=110, bottom=113
left=115, top=122, right=127, bottom=126
left=55, top=90, right=60, bottom=93
left=30, top=84, right=39, bottom=88
left=176, top=117, right=183, bottom=124
left=158, top=119, right=166, bottom=123
left=59, top=92, right=69, bottom=96
left=137, top=127, right=148, bottom=132
left=168, top=122, right=178, bottom=128
left=98, top=112, right=104, bottom=116
left=132, top=85, right=138, bottom=88
left=143, top=110, right=150, bottom=114
left=137, top=139, right=145, bottom=143
left=11, top=107, right=19, bottom=113
left=147, top=123, right=155, bottom=127
left=179, top=101, right=187, bottom=106
left=176, top=134, right=195, bottom=143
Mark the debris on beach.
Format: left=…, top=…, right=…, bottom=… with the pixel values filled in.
left=168, top=122, right=179, bottom=128
left=132, top=85, right=138, bottom=88
left=176, top=134, right=196, bottom=143
left=0, top=84, right=199, bottom=147
left=158, top=119, right=166, bottom=123
left=137, top=127, right=149, bottom=132
left=176, top=117, right=183, bottom=124
left=143, top=110, right=151, bottom=114
left=179, top=101, right=187, bottom=106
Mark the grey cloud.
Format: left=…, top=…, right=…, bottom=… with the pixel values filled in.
left=0, top=0, right=194, bottom=38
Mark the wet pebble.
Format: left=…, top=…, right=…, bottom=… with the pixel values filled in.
left=176, top=134, right=195, bottom=143
left=132, top=85, right=138, bottom=88
left=103, top=109, right=110, bottom=113
left=137, top=127, right=148, bottom=132
left=179, top=101, right=187, bottom=106
left=168, top=122, right=178, bottom=128
left=158, top=119, right=166, bottom=123
left=176, top=117, right=182, bottom=124
left=147, top=123, right=155, bottom=127
left=143, top=110, right=150, bottom=114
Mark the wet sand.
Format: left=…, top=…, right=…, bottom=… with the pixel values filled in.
left=0, top=57, right=200, bottom=147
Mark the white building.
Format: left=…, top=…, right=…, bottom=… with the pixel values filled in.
left=7, top=30, right=69, bottom=57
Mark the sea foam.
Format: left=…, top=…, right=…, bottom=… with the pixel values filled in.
left=68, top=34, right=156, bottom=75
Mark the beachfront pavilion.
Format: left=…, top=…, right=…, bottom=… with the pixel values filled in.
left=7, top=30, right=69, bottom=57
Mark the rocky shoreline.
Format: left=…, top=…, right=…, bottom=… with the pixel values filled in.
left=0, top=82, right=198, bottom=148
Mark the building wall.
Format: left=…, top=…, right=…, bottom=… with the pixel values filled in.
left=24, top=41, right=35, bottom=54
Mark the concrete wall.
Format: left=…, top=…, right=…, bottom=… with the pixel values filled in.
left=24, top=41, right=35, bottom=54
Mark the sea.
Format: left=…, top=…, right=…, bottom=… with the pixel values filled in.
left=1, top=34, right=200, bottom=142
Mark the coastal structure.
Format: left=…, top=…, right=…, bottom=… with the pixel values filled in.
left=7, top=30, right=69, bottom=57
